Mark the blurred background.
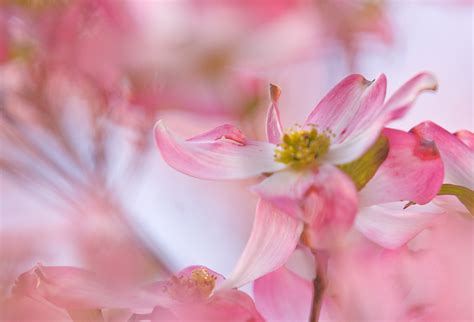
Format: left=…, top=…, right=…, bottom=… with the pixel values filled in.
left=0, top=0, right=472, bottom=320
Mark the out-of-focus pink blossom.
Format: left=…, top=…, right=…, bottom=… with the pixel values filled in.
left=141, top=266, right=264, bottom=321
left=2, top=264, right=263, bottom=322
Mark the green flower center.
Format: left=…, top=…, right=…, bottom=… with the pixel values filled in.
left=274, top=127, right=331, bottom=170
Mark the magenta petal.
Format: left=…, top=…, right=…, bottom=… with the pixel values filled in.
left=359, top=128, right=444, bottom=207
left=411, top=121, right=474, bottom=189
left=305, top=74, right=386, bottom=142
left=219, top=199, right=303, bottom=289
left=455, top=130, right=474, bottom=150
left=383, top=72, right=438, bottom=121
left=154, top=121, right=284, bottom=180
left=355, top=203, right=442, bottom=249
left=254, top=266, right=312, bottom=322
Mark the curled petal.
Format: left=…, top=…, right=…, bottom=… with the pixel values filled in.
left=305, top=74, right=386, bottom=143
left=455, top=130, right=474, bottom=150
left=154, top=121, right=284, bottom=180
left=253, top=266, right=312, bottom=322
left=355, top=203, right=443, bottom=249
left=266, top=84, right=284, bottom=144
left=359, top=128, right=444, bottom=207
left=219, top=199, right=303, bottom=289
left=383, top=72, right=438, bottom=121
left=411, top=121, right=474, bottom=189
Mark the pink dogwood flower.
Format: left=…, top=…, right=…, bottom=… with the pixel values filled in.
left=223, top=126, right=444, bottom=293
left=249, top=127, right=446, bottom=321
left=155, top=72, right=437, bottom=246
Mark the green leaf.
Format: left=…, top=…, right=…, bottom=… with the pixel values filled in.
left=337, top=135, right=389, bottom=190
left=438, top=184, right=474, bottom=216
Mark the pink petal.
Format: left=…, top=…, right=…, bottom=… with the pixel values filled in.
left=455, top=130, right=474, bottom=150
left=13, top=265, right=160, bottom=310
left=355, top=203, right=443, bottom=249
left=0, top=296, right=71, bottom=321
left=253, top=266, right=312, bottom=322
left=305, top=74, right=386, bottom=143
left=359, top=128, right=444, bottom=207
left=300, top=166, right=359, bottom=248
left=219, top=199, right=303, bottom=289
left=153, top=290, right=264, bottom=322
left=411, top=121, right=474, bottom=189
left=325, top=117, right=386, bottom=164
left=325, top=72, right=438, bottom=164
left=252, top=165, right=358, bottom=248
left=250, top=169, right=316, bottom=218
left=186, top=124, right=246, bottom=144
left=266, top=84, right=284, bottom=144
left=383, top=72, right=438, bottom=121
left=154, top=120, right=284, bottom=180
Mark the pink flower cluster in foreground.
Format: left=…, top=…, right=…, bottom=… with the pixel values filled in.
left=3, top=71, right=472, bottom=321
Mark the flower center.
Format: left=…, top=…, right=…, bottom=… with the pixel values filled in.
left=166, top=267, right=217, bottom=301
left=274, top=127, right=331, bottom=170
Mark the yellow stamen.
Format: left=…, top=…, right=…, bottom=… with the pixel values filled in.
left=274, top=127, right=331, bottom=170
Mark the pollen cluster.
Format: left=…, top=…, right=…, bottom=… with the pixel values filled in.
left=274, top=127, right=331, bottom=170
left=165, top=267, right=217, bottom=301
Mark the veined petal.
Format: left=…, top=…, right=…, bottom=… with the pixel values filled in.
left=411, top=121, right=474, bottom=189
left=359, top=128, right=444, bottom=207
left=253, top=266, right=312, bottom=322
left=323, top=73, right=437, bottom=165
left=355, top=203, right=443, bottom=249
left=13, top=265, right=160, bottom=310
left=154, top=121, right=284, bottom=180
left=455, top=130, right=474, bottom=150
left=219, top=199, right=303, bottom=290
left=325, top=117, right=386, bottom=164
left=383, top=72, right=438, bottom=121
left=266, top=84, right=284, bottom=144
left=305, top=74, right=386, bottom=143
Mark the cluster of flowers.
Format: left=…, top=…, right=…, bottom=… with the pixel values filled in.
left=3, top=71, right=472, bottom=321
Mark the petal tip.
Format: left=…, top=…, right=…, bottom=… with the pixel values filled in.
left=269, top=83, right=281, bottom=103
